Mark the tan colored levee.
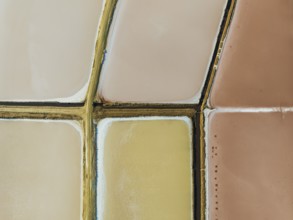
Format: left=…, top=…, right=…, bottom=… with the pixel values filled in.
left=198, top=1, right=237, bottom=220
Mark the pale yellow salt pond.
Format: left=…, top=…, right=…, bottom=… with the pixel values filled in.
left=97, top=117, right=193, bottom=220
left=0, top=120, right=82, bottom=220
